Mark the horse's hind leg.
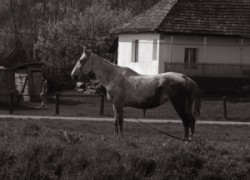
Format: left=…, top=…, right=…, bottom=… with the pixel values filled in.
left=189, top=114, right=196, bottom=139
left=113, top=105, right=119, bottom=135
left=170, top=98, right=191, bottom=141
left=185, top=97, right=196, bottom=140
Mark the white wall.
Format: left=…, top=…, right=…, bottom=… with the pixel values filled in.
left=159, top=35, right=250, bottom=73
left=118, top=34, right=160, bottom=75
left=206, top=37, right=242, bottom=64
left=241, top=38, right=250, bottom=64
left=118, top=33, right=250, bottom=75
left=159, top=35, right=205, bottom=73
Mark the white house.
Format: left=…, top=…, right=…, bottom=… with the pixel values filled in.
left=111, top=0, right=250, bottom=78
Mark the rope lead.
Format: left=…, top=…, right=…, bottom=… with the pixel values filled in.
left=131, top=116, right=184, bottom=142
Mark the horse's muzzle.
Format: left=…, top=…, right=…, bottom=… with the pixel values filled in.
left=71, top=74, right=79, bottom=82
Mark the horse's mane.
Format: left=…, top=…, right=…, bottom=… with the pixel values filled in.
left=120, top=67, right=140, bottom=76
left=92, top=53, right=116, bottom=67
left=92, top=53, right=139, bottom=76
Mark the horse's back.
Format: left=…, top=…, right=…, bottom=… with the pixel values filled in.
left=162, top=72, right=188, bottom=82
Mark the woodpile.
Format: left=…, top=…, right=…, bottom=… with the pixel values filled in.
left=76, top=79, right=106, bottom=95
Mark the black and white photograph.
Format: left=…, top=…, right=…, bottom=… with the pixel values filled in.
left=0, top=0, right=250, bottom=179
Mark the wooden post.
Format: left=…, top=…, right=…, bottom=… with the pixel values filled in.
left=168, top=35, right=174, bottom=70
left=55, top=92, right=60, bottom=115
left=223, top=96, right=227, bottom=119
left=100, top=95, right=104, bottom=115
left=143, top=109, right=146, bottom=117
left=9, top=91, right=14, bottom=114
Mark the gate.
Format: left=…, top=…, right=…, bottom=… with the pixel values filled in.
left=0, top=69, right=15, bottom=104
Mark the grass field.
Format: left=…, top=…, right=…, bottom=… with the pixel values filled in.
left=1, top=94, right=250, bottom=121
left=0, top=118, right=249, bottom=179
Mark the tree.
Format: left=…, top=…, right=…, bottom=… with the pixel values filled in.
left=34, top=3, right=132, bottom=68
left=0, top=0, right=160, bottom=67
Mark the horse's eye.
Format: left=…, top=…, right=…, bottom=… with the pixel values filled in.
left=79, top=59, right=84, bottom=63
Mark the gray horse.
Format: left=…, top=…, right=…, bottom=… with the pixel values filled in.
left=71, top=47, right=202, bottom=141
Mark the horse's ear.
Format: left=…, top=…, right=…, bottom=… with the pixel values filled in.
left=86, top=49, right=92, bottom=55
left=82, top=46, right=91, bottom=55
left=82, top=46, right=87, bottom=52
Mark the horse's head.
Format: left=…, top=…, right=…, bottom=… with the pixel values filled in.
left=71, top=46, right=92, bottom=81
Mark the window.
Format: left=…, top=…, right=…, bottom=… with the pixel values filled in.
left=152, top=39, right=158, bottom=60
left=132, top=40, right=139, bottom=62
left=184, top=48, right=198, bottom=69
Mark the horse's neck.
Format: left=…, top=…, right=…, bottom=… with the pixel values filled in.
left=91, top=54, right=118, bottom=86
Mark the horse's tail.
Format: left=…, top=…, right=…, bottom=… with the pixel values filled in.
left=188, top=79, right=202, bottom=117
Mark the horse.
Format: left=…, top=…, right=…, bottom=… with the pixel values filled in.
left=71, top=47, right=202, bottom=141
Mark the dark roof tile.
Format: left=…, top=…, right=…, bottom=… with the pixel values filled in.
left=110, top=0, right=178, bottom=33
left=111, top=0, right=250, bottom=37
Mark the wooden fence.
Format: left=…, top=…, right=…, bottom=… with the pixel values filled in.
left=2, top=91, right=105, bottom=116
left=0, top=91, right=240, bottom=120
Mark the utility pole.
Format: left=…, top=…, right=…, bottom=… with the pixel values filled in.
left=43, top=0, right=47, bottom=22
left=9, top=0, right=18, bottom=47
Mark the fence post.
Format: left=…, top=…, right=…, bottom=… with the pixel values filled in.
left=100, top=95, right=104, bottom=115
left=143, top=109, right=146, bottom=117
left=9, top=91, right=14, bottom=114
left=223, top=96, right=227, bottom=119
left=55, top=92, right=60, bottom=115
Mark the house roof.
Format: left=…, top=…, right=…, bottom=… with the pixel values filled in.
left=0, top=39, right=28, bottom=68
left=111, top=0, right=177, bottom=34
left=15, top=62, right=45, bottom=70
left=111, top=0, right=250, bottom=38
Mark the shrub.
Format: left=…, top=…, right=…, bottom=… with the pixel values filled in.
left=22, top=122, right=42, bottom=137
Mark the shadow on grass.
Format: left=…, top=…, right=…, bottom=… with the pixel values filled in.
left=0, top=98, right=87, bottom=115
left=42, top=98, right=84, bottom=106
left=14, top=102, right=84, bottom=112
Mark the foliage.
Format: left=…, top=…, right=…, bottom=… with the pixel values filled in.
left=0, top=0, right=161, bottom=90
left=0, top=0, right=160, bottom=68
left=34, top=4, right=132, bottom=68
left=0, top=119, right=249, bottom=179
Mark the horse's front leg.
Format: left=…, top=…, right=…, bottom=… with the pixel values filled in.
left=113, top=104, right=124, bottom=137
left=113, top=105, right=119, bottom=135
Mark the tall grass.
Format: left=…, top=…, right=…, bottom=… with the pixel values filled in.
left=0, top=120, right=249, bottom=179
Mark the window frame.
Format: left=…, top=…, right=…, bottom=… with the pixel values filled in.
left=184, top=48, right=199, bottom=69
left=131, top=39, right=139, bottom=62
left=152, top=39, right=158, bottom=60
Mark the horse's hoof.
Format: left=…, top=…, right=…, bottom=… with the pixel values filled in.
left=101, top=136, right=106, bottom=141
left=184, top=137, right=191, bottom=143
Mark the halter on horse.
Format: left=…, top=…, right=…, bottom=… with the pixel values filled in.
left=71, top=47, right=202, bottom=141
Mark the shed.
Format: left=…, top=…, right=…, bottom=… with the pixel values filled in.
left=15, top=63, right=45, bottom=102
